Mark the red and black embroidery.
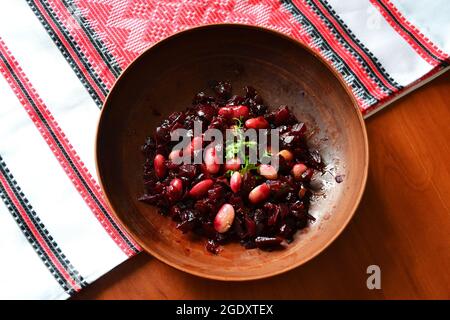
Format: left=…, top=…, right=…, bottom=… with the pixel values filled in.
left=308, top=0, right=402, bottom=94
left=26, top=0, right=110, bottom=106
left=371, top=0, right=449, bottom=66
left=26, top=0, right=126, bottom=106
left=0, top=156, right=87, bottom=294
left=57, top=0, right=122, bottom=78
left=281, top=0, right=378, bottom=108
left=0, top=39, right=140, bottom=256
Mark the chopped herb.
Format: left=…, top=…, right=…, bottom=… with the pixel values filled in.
left=225, top=117, right=260, bottom=175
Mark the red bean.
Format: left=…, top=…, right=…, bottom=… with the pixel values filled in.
left=259, top=164, right=278, bottom=180
left=214, top=204, right=235, bottom=233
left=278, top=149, right=293, bottom=161
left=189, top=179, right=214, bottom=198
left=167, top=178, right=183, bottom=201
left=168, top=149, right=183, bottom=163
left=232, top=105, right=249, bottom=118
left=245, top=116, right=269, bottom=129
left=218, top=106, right=234, bottom=118
left=230, top=171, right=242, bottom=193
left=204, top=146, right=220, bottom=174
left=225, top=157, right=241, bottom=171
left=248, top=183, right=270, bottom=204
left=291, top=163, right=307, bottom=180
left=218, top=105, right=249, bottom=119
left=187, top=136, right=203, bottom=155
left=154, top=154, right=166, bottom=178
left=170, top=178, right=183, bottom=193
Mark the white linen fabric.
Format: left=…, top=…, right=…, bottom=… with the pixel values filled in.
left=326, top=0, right=433, bottom=86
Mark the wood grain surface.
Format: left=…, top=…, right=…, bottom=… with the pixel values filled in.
left=74, top=71, right=450, bottom=300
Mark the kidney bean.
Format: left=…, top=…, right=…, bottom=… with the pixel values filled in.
left=259, top=164, right=278, bottom=180
left=278, top=149, right=293, bottom=161
left=248, top=183, right=270, bottom=204
left=218, top=105, right=249, bottom=119
left=214, top=203, right=235, bottom=233
left=154, top=154, right=166, bottom=178
left=291, top=163, right=307, bottom=180
left=204, top=146, right=220, bottom=174
left=169, top=149, right=183, bottom=164
left=186, top=136, right=203, bottom=155
left=225, top=157, right=241, bottom=171
left=245, top=116, right=269, bottom=129
left=230, top=171, right=242, bottom=193
left=170, top=178, right=183, bottom=193
left=189, top=179, right=214, bottom=198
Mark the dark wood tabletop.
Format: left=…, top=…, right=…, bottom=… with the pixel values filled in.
left=74, top=71, right=450, bottom=300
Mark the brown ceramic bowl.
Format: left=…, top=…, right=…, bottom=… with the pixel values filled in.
left=96, top=24, right=368, bottom=281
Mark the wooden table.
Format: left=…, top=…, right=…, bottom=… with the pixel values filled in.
left=74, top=72, right=450, bottom=300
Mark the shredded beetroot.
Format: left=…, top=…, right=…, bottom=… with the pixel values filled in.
left=139, top=82, right=324, bottom=253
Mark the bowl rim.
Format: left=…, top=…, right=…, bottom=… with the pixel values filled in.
left=95, top=23, right=369, bottom=281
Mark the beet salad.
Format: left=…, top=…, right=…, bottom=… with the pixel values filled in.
left=139, top=82, right=324, bottom=254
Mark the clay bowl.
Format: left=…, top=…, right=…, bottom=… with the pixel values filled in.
left=96, top=24, right=368, bottom=281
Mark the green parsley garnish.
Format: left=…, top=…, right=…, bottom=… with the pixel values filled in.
left=225, top=118, right=259, bottom=176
